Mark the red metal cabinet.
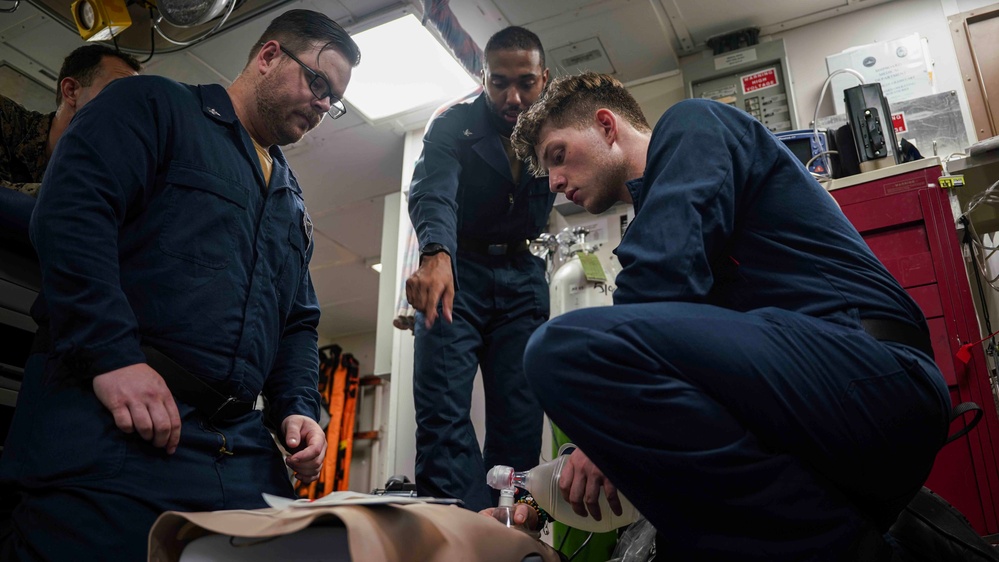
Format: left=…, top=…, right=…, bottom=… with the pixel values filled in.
left=829, top=160, right=999, bottom=534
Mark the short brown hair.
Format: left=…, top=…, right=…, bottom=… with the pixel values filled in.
left=248, top=9, right=361, bottom=67
left=512, top=72, right=650, bottom=176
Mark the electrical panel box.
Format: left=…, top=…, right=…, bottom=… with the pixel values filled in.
left=682, top=39, right=798, bottom=133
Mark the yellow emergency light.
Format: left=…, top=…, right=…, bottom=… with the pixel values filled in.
left=72, top=0, right=132, bottom=42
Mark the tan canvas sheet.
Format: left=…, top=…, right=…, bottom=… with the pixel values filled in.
left=148, top=502, right=561, bottom=562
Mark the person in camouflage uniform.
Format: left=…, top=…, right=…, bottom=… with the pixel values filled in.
left=0, top=45, right=140, bottom=246
left=1, top=44, right=140, bottom=195
left=0, top=94, right=51, bottom=197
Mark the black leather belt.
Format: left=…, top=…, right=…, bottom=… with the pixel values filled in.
left=140, top=346, right=255, bottom=423
left=31, top=325, right=253, bottom=423
left=457, top=238, right=530, bottom=256
left=860, top=318, right=934, bottom=359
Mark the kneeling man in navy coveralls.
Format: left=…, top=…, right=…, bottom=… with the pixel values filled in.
left=511, top=72, right=951, bottom=561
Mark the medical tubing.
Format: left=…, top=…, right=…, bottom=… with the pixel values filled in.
left=811, top=68, right=865, bottom=178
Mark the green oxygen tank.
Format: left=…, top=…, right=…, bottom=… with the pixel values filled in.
left=538, top=226, right=621, bottom=561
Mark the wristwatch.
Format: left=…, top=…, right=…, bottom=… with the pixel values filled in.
left=420, top=243, right=450, bottom=259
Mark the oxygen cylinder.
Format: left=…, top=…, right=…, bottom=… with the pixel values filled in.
left=541, top=227, right=621, bottom=561
left=549, top=243, right=612, bottom=319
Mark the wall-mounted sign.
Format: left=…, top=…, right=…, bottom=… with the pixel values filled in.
left=826, top=33, right=934, bottom=115
left=741, top=67, right=778, bottom=94
left=892, top=112, right=908, bottom=134
left=715, top=48, right=758, bottom=70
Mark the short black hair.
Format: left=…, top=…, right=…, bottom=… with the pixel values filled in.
left=484, top=26, right=545, bottom=69
left=55, top=45, right=141, bottom=106
left=248, top=9, right=361, bottom=68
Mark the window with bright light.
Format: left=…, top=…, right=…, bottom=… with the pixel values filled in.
left=345, top=13, right=478, bottom=122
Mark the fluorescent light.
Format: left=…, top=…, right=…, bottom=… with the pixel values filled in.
left=363, top=256, right=382, bottom=273
left=346, top=13, right=478, bottom=121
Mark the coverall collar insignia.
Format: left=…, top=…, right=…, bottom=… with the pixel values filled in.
left=463, top=94, right=493, bottom=140
left=198, top=84, right=238, bottom=124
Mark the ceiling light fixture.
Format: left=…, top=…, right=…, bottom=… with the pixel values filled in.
left=157, top=0, right=233, bottom=27
left=345, top=13, right=477, bottom=122
left=152, top=0, right=240, bottom=47
left=363, top=256, right=383, bottom=273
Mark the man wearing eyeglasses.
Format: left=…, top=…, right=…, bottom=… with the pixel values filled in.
left=406, top=26, right=554, bottom=512
left=0, top=9, right=359, bottom=561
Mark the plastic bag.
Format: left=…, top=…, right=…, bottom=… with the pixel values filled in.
left=607, top=517, right=657, bottom=562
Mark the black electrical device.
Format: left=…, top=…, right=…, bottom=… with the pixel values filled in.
left=844, top=83, right=899, bottom=173
left=833, top=124, right=861, bottom=178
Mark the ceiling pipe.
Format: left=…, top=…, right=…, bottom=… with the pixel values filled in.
left=421, top=0, right=482, bottom=78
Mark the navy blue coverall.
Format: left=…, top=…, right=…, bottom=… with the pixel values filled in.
left=0, top=76, right=322, bottom=561
left=525, top=99, right=951, bottom=561
left=408, top=93, right=556, bottom=511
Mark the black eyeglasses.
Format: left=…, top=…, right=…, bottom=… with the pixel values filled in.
left=279, top=45, right=347, bottom=120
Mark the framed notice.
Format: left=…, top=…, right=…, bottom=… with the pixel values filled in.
left=825, top=33, right=934, bottom=115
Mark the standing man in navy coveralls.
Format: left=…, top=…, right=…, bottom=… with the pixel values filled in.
left=511, top=73, right=952, bottom=560
left=406, top=27, right=555, bottom=511
left=0, top=10, right=360, bottom=561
